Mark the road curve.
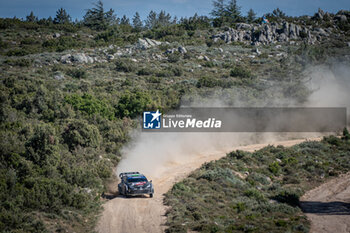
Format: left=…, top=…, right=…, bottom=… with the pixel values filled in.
left=301, top=172, right=350, bottom=233
left=96, top=138, right=322, bottom=233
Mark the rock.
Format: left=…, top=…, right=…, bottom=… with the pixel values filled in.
left=236, top=23, right=252, bottom=30
left=203, top=56, right=210, bottom=61
left=275, top=45, right=282, bottom=49
left=86, top=56, right=94, bottom=63
left=135, top=38, right=162, bottom=50
left=218, top=48, right=224, bottom=53
left=314, top=9, right=325, bottom=20
left=131, top=58, right=138, bottom=62
left=178, top=46, right=187, bottom=54
left=253, top=48, right=261, bottom=55
left=73, top=53, right=88, bottom=63
left=165, top=48, right=177, bottom=54
left=198, top=55, right=204, bottom=60
left=60, top=54, right=72, bottom=64
left=107, top=55, right=115, bottom=61
left=70, top=53, right=94, bottom=64
left=53, top=33, right=61, bottom=38
left=54, top=71, right=64, bottom=80
left=314, top=28, right=328, bottom=37
left=334, top=14, right=347, bottom=23
left=347, top=42, right=350, bottom=47
left=212, top=20, right=321, bottom=45
left=136, top=38, right=149, bottom=50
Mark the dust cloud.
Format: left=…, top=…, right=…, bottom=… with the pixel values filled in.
left=116, top=62, right=350, bottom=179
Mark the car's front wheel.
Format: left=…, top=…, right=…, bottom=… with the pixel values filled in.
left=150, top=193, right=153, bottom=198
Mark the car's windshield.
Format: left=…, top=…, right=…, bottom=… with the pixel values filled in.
left=127, top=177, right=147, bottom=183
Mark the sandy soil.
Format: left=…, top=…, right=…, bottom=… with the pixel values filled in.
left=300, top=172, right=350, bottom=233
left=96, top=138, right=322, bottom=233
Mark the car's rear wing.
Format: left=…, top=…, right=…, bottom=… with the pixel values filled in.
left=119, top=172, right=140, bottom=178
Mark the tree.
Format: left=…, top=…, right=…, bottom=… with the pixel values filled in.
left=145, top=10, right=157, bottom=29
left=120, top=15, right=130, bottom=25
left=210, top=0, right=243, bottom=26
left=132, top=12, right=143, bottom=31
left=246, top=8, right=256, bottom=23
left=83, top=0, right=116, bottom=30
left=157, top=10, right=172, bottom=27
left=225, top=0, right=242, bottom=23
left=26, top=11, right=38, bottom=22
left=272, top=8, right=286, bottom=18
left=105, top=8, right=116, bottom=25
left=210, top=0, right=225, bottom=18
left=53, top=8, right=71, bottom=24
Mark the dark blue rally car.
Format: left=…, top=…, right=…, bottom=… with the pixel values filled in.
left=118, top=172, right=154, bottom=198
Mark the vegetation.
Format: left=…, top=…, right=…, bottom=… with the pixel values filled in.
left=165, top=135, right=350, bottom=232
left=0, top=0, right=349, bottom=231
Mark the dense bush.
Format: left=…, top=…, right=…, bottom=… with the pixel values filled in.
left=0, top=73, right=134, bottom=231
left=66, top=68, right=88, bottom=79
left=62, top=119, right=102, bottom=150
left=230, top=66, right=252, bottom=78
left=115, top=59, right=136, bottom=72
left=64, top=93, right=115, bottom=119
left=116, top=90, right=157, bottom=118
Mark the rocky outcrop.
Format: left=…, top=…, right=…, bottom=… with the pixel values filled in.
left=212, top=21, right=320, bottom=45
left=60, top=53, right=94, bottom=64
left=135, top=38, right=162, bottom=50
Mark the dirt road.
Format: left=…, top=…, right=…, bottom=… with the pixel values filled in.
left=300, top=172, right=350, bottom=233
left=96, top=138, right=321, bottom=233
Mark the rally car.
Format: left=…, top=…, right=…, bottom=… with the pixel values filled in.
left=118, top=172, right=154, bottom=198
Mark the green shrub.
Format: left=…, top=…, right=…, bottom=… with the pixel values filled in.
left=6, top=48, right=30, bottom=56
left=269, top=161, right=281, bottom=175
left=156, top=69, right=173, bottom=77
left=273, top=189, right=301, bottom=207
left=116, top=91, right=156, bottom=118
left=62, top=119, right=102, bottom=150
left=67, top=68, right=88, bottom=79
left=137, top=67, right=154, bottom=76
left=115, top=59, right=136, bottom=73
left=167, top=53, right=181, bottom=63
left=20, top=38, right=38, bottom=45
left=25, top=123, right=59, bottom=166
left=64, top=93, right=115, bottom=119
left=230, top=66, right=252, bottom=78
left=342, top=127, right=350, bottom=140
left=171, top=66, right=183, bottom=76
left=196, top=76, right=219, bottom=88
left=4, top=58, right=32, bottom=67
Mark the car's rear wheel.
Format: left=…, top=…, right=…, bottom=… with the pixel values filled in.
left=150, top=193, right=153, bottom=198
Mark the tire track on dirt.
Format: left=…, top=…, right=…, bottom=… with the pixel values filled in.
left=96, top=138, right=322, bottom=233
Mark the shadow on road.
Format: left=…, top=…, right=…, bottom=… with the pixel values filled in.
left=300, top=201, right=350, bottom=215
